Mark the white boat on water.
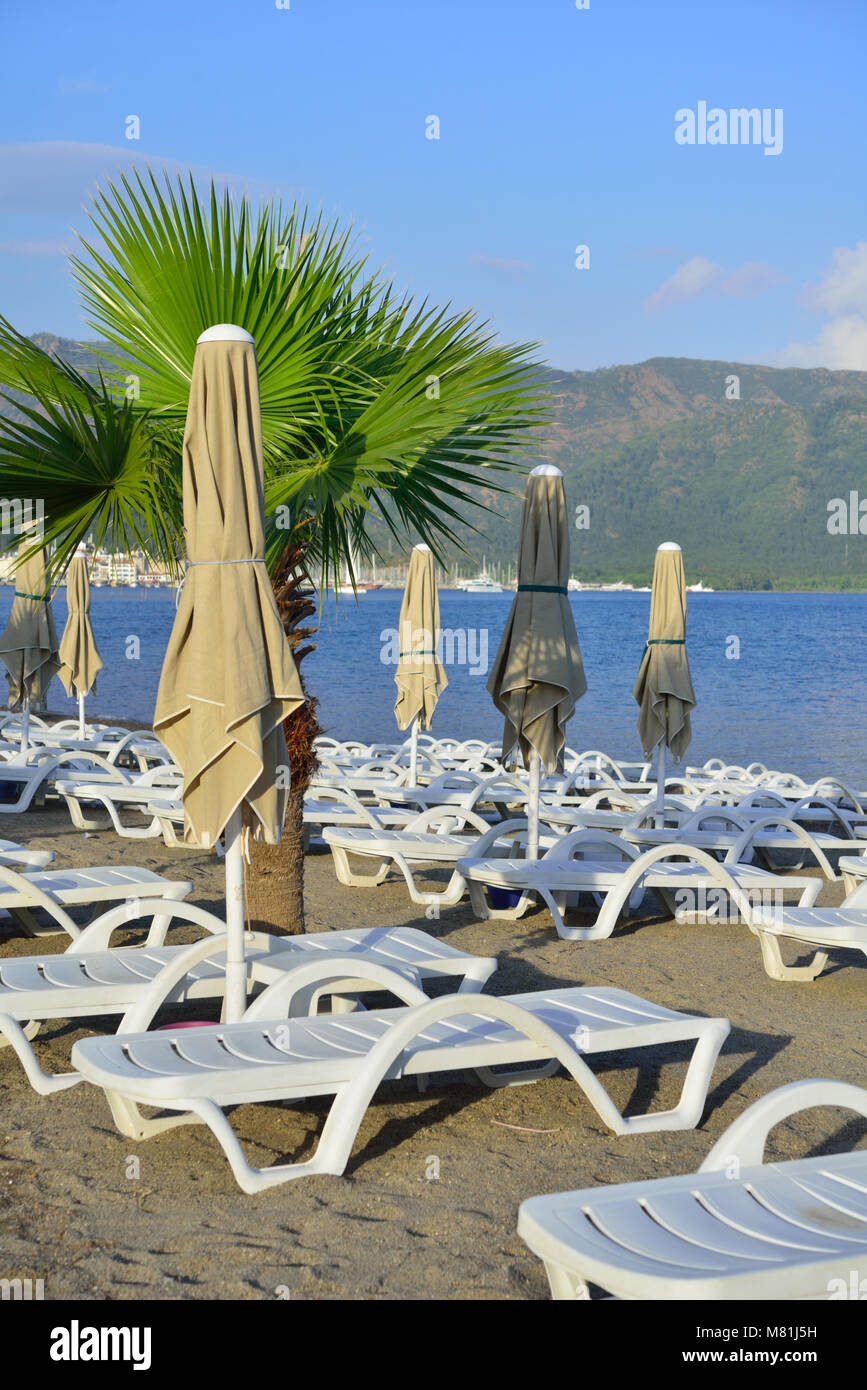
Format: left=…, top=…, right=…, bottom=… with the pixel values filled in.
left=459, top=573, right=504, bottom=593
left=457, top=556, right=505, bottom=593
left=687, top=580, right=715, bottom=593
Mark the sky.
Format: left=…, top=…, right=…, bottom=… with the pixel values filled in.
left=1, top=0, right=865, bottom=372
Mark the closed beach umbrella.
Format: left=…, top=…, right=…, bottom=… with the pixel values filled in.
left=486, top=463, right=586, bottom=856
left=154, top=324, right=305, bottom=1019
left=59, top=556, right=103, bottom=737
left=0, top=541, right=60, bottom=750
left=633, top=541, right=696, bottom=821
left=394, top=542, right=448, bottom=781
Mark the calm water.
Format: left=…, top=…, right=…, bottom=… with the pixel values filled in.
left=5, top=586, right=865, bottom=786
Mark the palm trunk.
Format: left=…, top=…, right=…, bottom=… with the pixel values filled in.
left=244, top=541, right=322, bottom=935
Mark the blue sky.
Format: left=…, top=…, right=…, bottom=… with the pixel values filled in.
left=1, top=0, right=865, bottom=371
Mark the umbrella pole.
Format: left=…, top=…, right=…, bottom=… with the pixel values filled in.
left=21, top=697, right=30, bottom=754
left=78, top=693, right=86, bottom=740
left=656, top=740, right=666, bottom=827
left=527, top=748, right=541, bottom=860
left=224, top=808, right=247, bottom=1023
left=409, top=715, right=419, bottom=784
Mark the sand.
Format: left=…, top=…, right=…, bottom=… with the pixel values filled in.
left=0, top=799, right=865, bottom=1301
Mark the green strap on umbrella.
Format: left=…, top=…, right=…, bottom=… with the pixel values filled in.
left=14, top=591, right=50, bottom=602
left=640, top=637, right=685, bottom=662
left=517, top=584, right=568, bottom=594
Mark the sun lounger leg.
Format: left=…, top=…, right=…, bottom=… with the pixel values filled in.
left=456, top=957, right=497, bottom=992
left=329, top=844, right=390, bottom=887
left=58, top=792, right=112, bottom=832
left=104, top=1090, right=207, bottom=1141
left=757, top=931, right=830, bottom=982
left=0, top=1014, right=82, bottom=1094
left=471, top=1058, right=560, bottom=1087
left=467, top=879, right=492, bottom=920
left=170, top=1098, right=364, bottom=1193
left=545, top=1262, right=591, bottom=1300
left=403, top=865, right=468, bottom=910
left=667, top=1019, right=731, bottom=1128
left=618, top=1019, right=731, bottom=1132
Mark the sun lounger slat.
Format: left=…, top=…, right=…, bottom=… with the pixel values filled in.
left=520, top=1146, right=867, bottom=1298
left=586, top=1201, right=736, bottom=1272
left=748, top=1171, right=867, bottom=1234
left=642, top=1191, right=806, bottom=1262
left=697, top=1180, right=852, bottom=1250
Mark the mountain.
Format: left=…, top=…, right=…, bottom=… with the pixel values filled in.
left=4, top=338, right=867, bottom=589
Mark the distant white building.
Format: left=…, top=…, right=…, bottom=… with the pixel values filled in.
left=91, top=551, right=140, bottom=586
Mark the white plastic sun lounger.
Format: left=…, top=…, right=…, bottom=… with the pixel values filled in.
left=321, top=810, right=559, bottom=908
left=341, top=771, right=531, bottom=814
left=144, top=798, right=187, bottom=847
left=519, top=1079, right=867, bottom=1300
left=839, top=852, right=867, bottom=896
left=302, top=787, right=427, bottom=845
left=54, top=770, right=182, bottom=838
left=0, top=749, right=154, bottom=814
left=622, top=810, right=855, bottom=880
left=71, top=977, right=730, bottom=1191
left=459, top=835, right=822, bottom=939
left=738, top=878, right=867, bottom=981
left=0, top=838, right=54, bottom=870
left=3, top=723, right=174, bottom=774
left=0, top=863, right=192, bottom=940
left=0, top=904, right=497, bottom=1094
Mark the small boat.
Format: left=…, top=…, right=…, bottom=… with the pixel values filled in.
left=458, top=557, right=504, bottom=593
left=459, top=573, right=504, bottom=594
left=687, top=580, right=714, bottom=593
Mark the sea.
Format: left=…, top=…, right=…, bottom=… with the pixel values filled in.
left=5, top=586, right=865, bottom=788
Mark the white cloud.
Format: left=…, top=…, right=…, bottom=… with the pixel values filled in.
left=644, top=257, right=722, bottom=314
left=721, top=261, right=785, bottom=298
left=776, top=242, right=867, bottom=370
left=644, top=255, right=785, bottom=315
left=776, top=315, right=867, bottom=370
left=801, top=242, right=867, bottom=316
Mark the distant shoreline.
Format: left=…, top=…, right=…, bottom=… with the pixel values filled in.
left=1, top=581, right=865, bottom=597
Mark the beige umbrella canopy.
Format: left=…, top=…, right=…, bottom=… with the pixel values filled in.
left=633, top=542, right=696, bottom=760
left=154, top=325, right=305, bottom=1022
left=154, top=326, right=305, bottom=853
left=487, top=464, right=586, bottom=773
left=0, top=542, right=60, bottom=719
left=633, top=542, right=696, bottom=818
left=394, top=543, right=448, bottom=735
left=487, top=464, right=586, bottom=855
left=59, top=556, right=103, bottom=702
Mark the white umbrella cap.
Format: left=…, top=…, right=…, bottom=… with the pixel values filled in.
left=197, top=325, right=255, bottom=344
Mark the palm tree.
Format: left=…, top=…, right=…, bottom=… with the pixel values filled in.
left=0, top=169, right=547, bottom=932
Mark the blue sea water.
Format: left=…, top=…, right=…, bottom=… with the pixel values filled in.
left=6, top=586, right=865, bottom=788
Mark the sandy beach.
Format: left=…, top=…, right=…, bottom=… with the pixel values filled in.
left=0, top=799, right=863, bottom=1301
